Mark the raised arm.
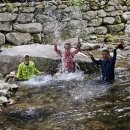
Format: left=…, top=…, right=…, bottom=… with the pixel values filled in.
left=84, top=51, right=102, bottom=66
left=54, top=43, right=62, bottom=56
left=72, top=37, right=81, bottom=55
left=112, top=40, right=125, bottom=61
left=91, top=55, right=102, bottom=66
left=112, top=48, right=117, bottom=61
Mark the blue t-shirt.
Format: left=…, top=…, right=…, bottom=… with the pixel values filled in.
left=91, top=49, right=117, bottom=82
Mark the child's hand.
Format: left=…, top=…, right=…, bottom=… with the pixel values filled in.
left=116, top=42, right=125, bottom=50
left=116, top=39, right=125, bottom=50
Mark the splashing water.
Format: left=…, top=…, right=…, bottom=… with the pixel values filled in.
left=21, top=71, right=84, bottom=87
left=22, top=75, right=53, bottom=87
left=54, top=71, right=84, bottom=81
left=70, top=80, right=109, bottom=101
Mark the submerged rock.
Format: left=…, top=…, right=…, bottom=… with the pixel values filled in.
left=8, top=107, right=54, bottom=122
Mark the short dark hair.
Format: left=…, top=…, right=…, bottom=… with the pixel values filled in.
left=102, top=49, right=110, bottom=54
left=65, top=43, right=71, bottom=47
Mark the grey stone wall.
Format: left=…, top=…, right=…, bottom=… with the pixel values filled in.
left=0, top=0, right=130, bottom=46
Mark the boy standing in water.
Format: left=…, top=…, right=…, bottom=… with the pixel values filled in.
left=87, top=39, right=125, bottom=82
left=54, top=37, right=81, bottom=73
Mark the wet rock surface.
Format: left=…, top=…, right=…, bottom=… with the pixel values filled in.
left=7, top=107, right=54, bottom=122
left=0, top=44, right=95, bottom=75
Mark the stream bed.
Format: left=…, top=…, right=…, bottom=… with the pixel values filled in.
left=0, top=65, right=130, bottom=130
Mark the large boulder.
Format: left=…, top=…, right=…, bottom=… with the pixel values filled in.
left=35, top=14, right=50, bottom=24
left=0, top=44, right=94, bottom=76
left=97, top=9, right=106, bottom=18
left=82, top=11, right=97, bottom=20
left=107, top=23, right=125, bottom=33
left=88, top=17, right=102, bottom=27
left=67, top=20, right=86, bottom=29
left=69, top=7, right=82, bottom=20
left=0, top=13, right=17, bottom=22
left=13, top=23, right=43, bottom=33
left=34, top=4, right=45, bottom=14
left=17, top=13, right=34, bottom=23
left=85, top=27, right=95, bottom=35
left=122, top=12, right=130, bottom=21
left=104, top=6, right=115, bottom=12
left=0, top=22, right=12, bottom=32
left=125, top=24, right=130, bottom=36
left=58, top=4, right=67, bottom=9
left=115, top=16, right=121, bottom=24
left=103, top=17, right=115, bottom=24
left=19, top=7, right=35, bottom=13
left=6, top=32, right=32, bottom=45
left=94, top=26, right=107, bottom=34
left=0, top=33, right=5, bottom=45
left=107, top=10, right=123, bottom=16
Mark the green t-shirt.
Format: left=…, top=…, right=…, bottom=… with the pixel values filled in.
left=16, top=61, right=41, bottom=80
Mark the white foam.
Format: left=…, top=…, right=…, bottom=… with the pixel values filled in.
left=54, top=71, right=84, bottom=81
left=70, top=81, right=109, bottom=101
left=21, top=71, right=85, bottom=87
left=22, top=75, right=53, bottom=86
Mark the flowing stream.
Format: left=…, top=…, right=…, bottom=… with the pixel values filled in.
left=0, top=63, right=130, bottom=130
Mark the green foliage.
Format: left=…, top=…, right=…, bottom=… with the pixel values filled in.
left=105, top=34, right=115, bottom=42
left=69, top=0, right=86, bottom=7
left=5, top=3, right=16, bottom=12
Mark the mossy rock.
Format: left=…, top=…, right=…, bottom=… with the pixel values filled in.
left=107, top=23, right=125, bottom=33
left=118, top=31, right=125, bottom=36
left=43, top=33, right=55, bottom=45
left=90, top=1, right=100, bottom=10
left=68, top=0, right=86, bottom=7
left=2, top=44, right=14, bottom=48
left=97, top=35, right=105, bottom=39
left=6, top=3, right=16, bottom=12
left=33, top=34, right=42, bottom=43
left=104, top=34, right=115, bottom=43
left=0, top=7, right=6, bottom=12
